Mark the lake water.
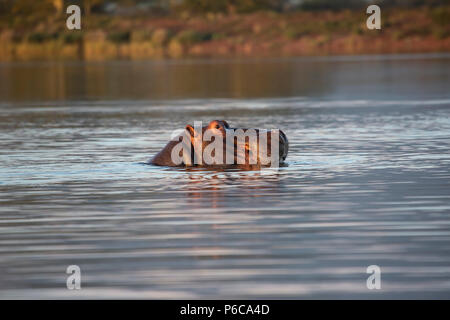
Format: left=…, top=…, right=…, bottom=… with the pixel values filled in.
left=0, top=54, right=450, bottom=299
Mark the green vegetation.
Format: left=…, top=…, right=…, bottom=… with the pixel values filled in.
left=300, top=0, right=365, bottom=11
left=176, top=30, right=212, bottom=45
left=107, top=31, right=131, bottom=43
left=62, top=32, right=84, bottom=44
left=0, top=1, right=449, bottom=60
left=177, top=0, right=283, bottom=13
left=430, top=6, right=450, bottom=26
left=27, top=32, right=58, bottom=43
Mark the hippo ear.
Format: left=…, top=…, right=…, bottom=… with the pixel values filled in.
left=185, top=124, right=195, bottom=137
left=222, top=120, right=230, bottom=128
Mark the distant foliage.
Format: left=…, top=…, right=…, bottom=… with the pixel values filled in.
left=378, top=0, right=450, bottom=7
left=430, top=6, right=450, bottom=26
left=62, top=32, right=84, bottom=44
left=10, top=0, right=56, bottom=18
left=27, top=32, right=58, bottom=43
left=179, top=0, right=283, bottom=13
left=300, top=0, right=366, bottom=11
left=107, top=31, right=131, bottom=43
left=176, top=30, right=212, bottom=44
left=1, top=0, right=449, bottom=20
left=180, top=0, right=228, bottom=13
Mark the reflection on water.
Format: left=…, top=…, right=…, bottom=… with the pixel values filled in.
left=0, top=54, right=450, bottom=298
left=1, top=53, right=450, bottom=103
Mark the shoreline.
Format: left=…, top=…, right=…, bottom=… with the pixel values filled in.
left=1, top=7, right=449, bottom=61
left=1, top=37, right=449, bottom=61
left=1, top=51, right=450, bottom=64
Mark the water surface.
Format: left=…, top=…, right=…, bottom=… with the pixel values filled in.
left=1, top=54, right=450, bottom=298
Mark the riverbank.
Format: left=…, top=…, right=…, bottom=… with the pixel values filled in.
left=1, top=7, right=449, bottom=61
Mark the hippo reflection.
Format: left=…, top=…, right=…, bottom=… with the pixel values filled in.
left=149, top=120, right=289, bottom=168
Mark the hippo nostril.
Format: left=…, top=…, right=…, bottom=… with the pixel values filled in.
left=150, top=121, right=288, bottom=167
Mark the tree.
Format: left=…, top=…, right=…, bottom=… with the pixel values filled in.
left=11, top=0, right=56, bottom=17
left=0, top=0, right=14, bottom=15
left=180, top=0, right=284, bottom=13
left=84, top=0, right=104, bottom=16
left=300, top=0, right=365, bottom=11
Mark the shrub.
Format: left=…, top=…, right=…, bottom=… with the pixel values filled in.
left=27, top=32, right=58, bottom=43
left=179, top=0, right=283, bottom=14
left=176, top=30, right=212, bottom=45
left=107, top=31, right=131, bottom=44
left=301, top=0, right=365, bottom=11
left=180, top=0, right=228, bottom=13
left=430, top=7, right=450, bottom=27
left=433, top=28, right=450, bottom=39
left=284, top=28, right=300, bottom=39
left=284, top=25, right=314, bottom=39
left=62, top=32, right=83, bottom=44
left=212, top=33, right=226, bottom=41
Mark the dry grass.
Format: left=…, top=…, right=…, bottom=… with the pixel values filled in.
left=0, top=7, right=449, bottom=60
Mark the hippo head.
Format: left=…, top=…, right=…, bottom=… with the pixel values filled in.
left=183, top=120, right=289, bottom=167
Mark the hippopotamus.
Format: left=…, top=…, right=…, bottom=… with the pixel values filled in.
left=149, top=120, right=289, bottom=168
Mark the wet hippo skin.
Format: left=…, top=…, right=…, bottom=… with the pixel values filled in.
left=149, top=120, right=289, bottom=168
